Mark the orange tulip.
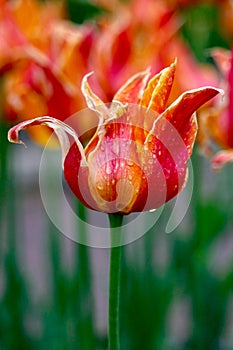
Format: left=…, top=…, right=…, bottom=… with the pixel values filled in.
left=0, top=0, right=94, bottom=144
left=0, top=0, right=64, bottom=73
left=90, top=0, right=218, bottom=102
left=8, top=63, right=220, bottom=213
left=198, top=48, right=233, bottom=170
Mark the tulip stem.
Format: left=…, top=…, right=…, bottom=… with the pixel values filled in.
left=108, top=213, right=123, bottom=350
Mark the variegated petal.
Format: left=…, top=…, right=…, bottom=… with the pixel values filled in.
left=8, top=116, right=87, bottom=166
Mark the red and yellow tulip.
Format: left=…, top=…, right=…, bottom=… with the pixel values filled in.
left=0, top=0, right=94, bottom=145
left=198, top=48, right=233, bottom=170
left=90, top=0, right=218, bottom=102
left=8, top=63, right=220, bottom=213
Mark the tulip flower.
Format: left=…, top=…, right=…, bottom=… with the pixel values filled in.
left=8, top=62, right=220, bottom=213
left=0, top=0, right=94, bottom=145
left=0, top=0, right=64, bottom=73
left=91, top=0, right=218, bottom=102
left=198, top=48, right=233, bottom=170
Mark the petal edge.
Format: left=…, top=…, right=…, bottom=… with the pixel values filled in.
left=8, top=116, right=87, bottom=166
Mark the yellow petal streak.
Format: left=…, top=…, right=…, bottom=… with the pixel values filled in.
left=141, top=61, right=176, bottom=113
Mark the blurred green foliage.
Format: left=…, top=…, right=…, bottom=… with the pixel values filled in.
left=66, top=0, right=105, bottom=24
left=180, top=3, right=230, bottom=63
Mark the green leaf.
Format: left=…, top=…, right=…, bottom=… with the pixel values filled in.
left=66, top=0, right=105, bottom=24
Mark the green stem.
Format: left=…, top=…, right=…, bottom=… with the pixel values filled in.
left=108, top=214, right=123, bottom=350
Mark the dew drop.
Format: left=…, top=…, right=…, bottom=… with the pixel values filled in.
left=147, top=135, right=153, bottom=143
left=106, top=163, right=112, bottom=175
left=97, top=183, right=103, bottom=190
left=120, top=127, right=125, bottom=136
left=164, top=168, right=171, bottom=179
left=149, top=208, right=156, bottom=213
left=112, top=142, right=120, bottom=155
left=148, top=158, right=153, bottom=165
left=127, top=160, right=134, bottom=166
left=128, top=174, right=133, bottom=181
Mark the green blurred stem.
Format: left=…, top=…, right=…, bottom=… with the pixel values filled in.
left=108, top=214, right=123, bottom=350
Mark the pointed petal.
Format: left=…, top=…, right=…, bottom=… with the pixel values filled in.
left=64, top=143, right=96, bottom=210
left=211, top=48, right=231, bottom=76
left=140, top=61, right=176, bottom=113
left=211, top=149, right=233, bottom=171
left=153, top=87, right=222, bottom=154
left=81, top=72, right=108, bottom=123
left=8, top=116, right=86, bottom=166
left=113, top=70, right=150, bottom=104
left=197, top=107, right=226, bottom=157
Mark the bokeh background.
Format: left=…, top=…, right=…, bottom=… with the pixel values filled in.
left=1, top=0, right=233, bottom=349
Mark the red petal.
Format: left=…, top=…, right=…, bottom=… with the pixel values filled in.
left=157, top=87, right=222, bottom=154
left=110, top=27, right=131, bottom=77
left=113, top=70, right=150, bottom=104
left=8, top=116, right=85, bottom=164
left=211, top=149, right=233, bottom=170
left=64, top=143, right=96, bottom=210
left=211, top=48, right=231, bottom=76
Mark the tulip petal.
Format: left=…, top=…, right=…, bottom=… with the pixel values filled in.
left=141, top=61, right=176, bottom=113
left=211, top=149, right=233, bottom=170
left=152, top=87, right=222, bottom=154
left=8, top=116, right=87, bottom=166
left=211, top=48, right=231, bottom=76
left=113, top=70, right=150, bottom=104
left=81, top=72, right=108, bottom=124
left=64, top=143, right=96, bottom=210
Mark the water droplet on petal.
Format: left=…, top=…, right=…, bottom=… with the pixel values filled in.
left=148, top=158, right=153, bottom=165
left=127, top=160, right=134, bottom=166
left=128, top=174, right=133, bottom=181
left=97, top=183, right=103, bottom=190
left=106, top=163, right=112, bottom=175
left=147, top=135, right=153, bottom=143
left=164, top=168, right=171, bottom=179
